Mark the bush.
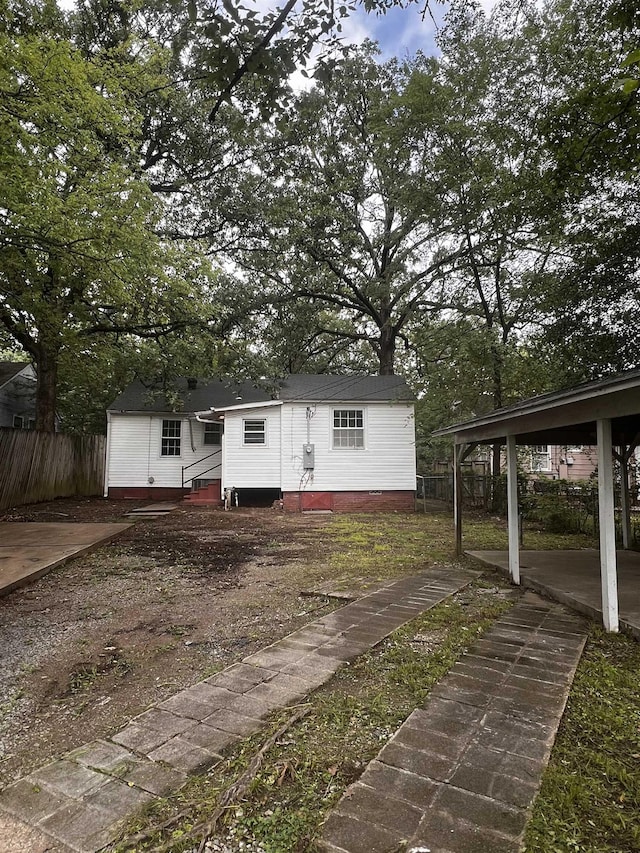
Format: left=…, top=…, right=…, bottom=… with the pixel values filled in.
left=533, top=493, right=579, bottom=533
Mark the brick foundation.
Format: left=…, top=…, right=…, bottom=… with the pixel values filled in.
left=282, top=490, right=415, bottom=513
left=108, top=487, right=190, bottom=501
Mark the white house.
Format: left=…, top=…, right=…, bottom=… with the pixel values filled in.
left=105, top=375, right=416, bottom=512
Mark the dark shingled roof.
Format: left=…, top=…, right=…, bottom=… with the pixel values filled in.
left=108, top=374, right=414, bottom=412
left=108, top=378, right=271, bottom=413
left=0, top=362, right=31, bottom=389
left=277, top=374, right=414, bottom=402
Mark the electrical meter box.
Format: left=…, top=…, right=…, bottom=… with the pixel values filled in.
left=303, top=443, right=315, bottom=469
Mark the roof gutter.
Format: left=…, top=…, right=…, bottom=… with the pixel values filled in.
left=195, top=400, right=282, bottom=420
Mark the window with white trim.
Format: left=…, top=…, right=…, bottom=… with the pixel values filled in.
left=333, top=409, right=364, bottom=448
left=529, top=444, right=551, bottom=472
left=203, top=422, right=222, bottom=445
left=13, top=415, right=23, bottom=429
left=243, top=419, right=266, bottom=445
left=161, top=419, right=181, bottom=456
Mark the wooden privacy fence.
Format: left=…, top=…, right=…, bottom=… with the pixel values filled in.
left=0, top=428, right=106, bottom=511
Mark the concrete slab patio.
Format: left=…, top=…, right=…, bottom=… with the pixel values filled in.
left=467, top=549, right=640, bottom=640
left=0, top=522, right=131, bottom=597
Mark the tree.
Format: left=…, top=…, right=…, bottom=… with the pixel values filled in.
left=0, top=7, right=212, bottom=430
left=227, top=47, right=463, bottom=376
left=530, top=0, right=640, bottom=384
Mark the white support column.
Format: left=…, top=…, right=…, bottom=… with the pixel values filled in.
left=506, top=434, right=520, bottom=585
left=597, top=418, right=619, bottom=633
left=454, top=444, right=463, bottom=557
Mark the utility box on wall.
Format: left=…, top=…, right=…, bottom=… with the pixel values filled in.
left=303, top=443, right=315, bottom=469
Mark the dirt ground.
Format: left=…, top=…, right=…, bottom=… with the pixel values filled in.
left=0, top=497, right=340, bottom=788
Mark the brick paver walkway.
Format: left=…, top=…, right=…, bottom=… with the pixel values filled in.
left=318, top=592, right=588, bottom=853
left=0, top=566, right=476, bottom=853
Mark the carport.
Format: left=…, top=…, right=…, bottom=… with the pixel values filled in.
left=434, top=368, right=640, bottom=633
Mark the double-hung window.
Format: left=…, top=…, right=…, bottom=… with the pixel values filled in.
left=203, top=422, right=222, bottom=446
left=530, top=444, right=551, bottom=472
left=161, top=419, right=181, bottom=456
left=333, top=409, right=364, bottom=448
left=243, top=419, right=266, bottom=445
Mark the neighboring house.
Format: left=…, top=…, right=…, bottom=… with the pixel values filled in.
left=524, top=443, right=597, bottom=481
left=460, top=443, right=598, bottom=482
left=0, top=362, right=37, bottom=429
left=105, top=374, right=417, bottom=512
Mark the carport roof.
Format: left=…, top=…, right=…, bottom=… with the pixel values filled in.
left=433, top=366, right=640, bottom=446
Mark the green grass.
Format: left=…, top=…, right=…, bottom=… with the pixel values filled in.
left=524, top=628, right=640, bottom=853
left=315, top=513, right=456, bottom=580
left=463, top=514, right=598, bottom=552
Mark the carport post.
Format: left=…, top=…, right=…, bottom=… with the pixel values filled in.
left=597, top=418, right=619, bottom=632
left=506, top=435, right=520, bottom=584
left=454, top=443, right=463, bottom=557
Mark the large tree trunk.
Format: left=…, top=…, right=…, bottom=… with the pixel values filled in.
left=490, top=340, right=504, bottom=506
left=378, top=325, right=396, bottom=375
left=35, top=343, right=60, bottom=432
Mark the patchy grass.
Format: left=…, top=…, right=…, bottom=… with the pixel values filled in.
left=524, top=628, right=640, bottom=853
left=463, top=514, right=598, bottom=552
left=310, top=513, right=454, bottom=583
left=114, top=580, right=514, bottom=853
left=304, top=511, right=598, bottom=590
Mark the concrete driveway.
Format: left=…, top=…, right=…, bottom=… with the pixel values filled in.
left=0, top=522, right=131, bottom=596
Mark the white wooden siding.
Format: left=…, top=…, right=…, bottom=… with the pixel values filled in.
left=221, top=406, right=282, bottom=489
left=106, top=414, right=222, bottom=488
left=280, top=402, right=416, bottom=491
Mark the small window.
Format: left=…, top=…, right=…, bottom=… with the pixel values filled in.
left=203, top=422, right=222, bottom=445
left=13, top=415, right=24, bottom=429
left=28, top=419, right=36, bottom=430
left=333, top=409, right=364, bottom=448
left=243, top=419, right=266, bottom=445
left=161, top=419, right=181, bottom=456
left=529, top=444, right=551, bottom=472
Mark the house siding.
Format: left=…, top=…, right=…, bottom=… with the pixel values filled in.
left=279, top=402, right=416, bottom=493
left=221, top=406, right=282, bottom=489
left=0, top=365, right=37, bottom=428
left=551, top=446, right=597, bottom=481
left=106, top=413, right=222, bottom=495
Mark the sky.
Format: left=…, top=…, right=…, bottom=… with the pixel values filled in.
left=334, top=0, right=498, bottom=59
